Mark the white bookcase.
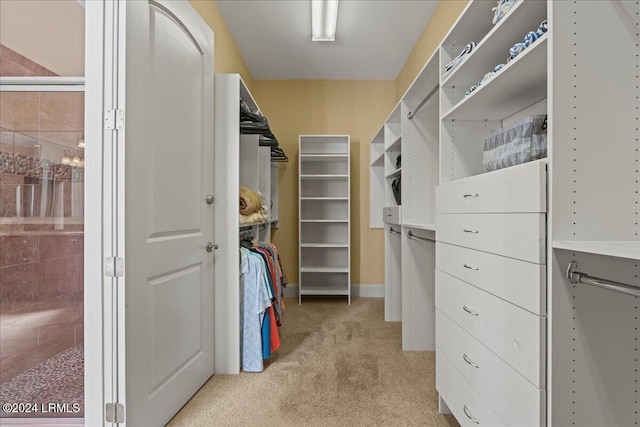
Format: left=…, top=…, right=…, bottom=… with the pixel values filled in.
left=213, top=74, right=280, bottom=374
left=298, top=135, right=351, bottom=304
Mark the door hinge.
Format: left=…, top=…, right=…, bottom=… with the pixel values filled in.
left=105, top=109, right=124, bottom=130
left=105, top=402, right=125, bottom=423
left=104, top=256, right=124, bottom=278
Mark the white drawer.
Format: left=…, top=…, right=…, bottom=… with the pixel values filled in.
left=436, top=269, right=545, bottom=388
left=436, top=160, right=546, bottom=214
left=383, top=206, right=401, bottom=224
left=436, top=213, right=545, bottom=264
left=436, top=242, right=546, bottom=315
left=436, top=350, right=507, bottom=427
left=437, top=311, right=545, bottom=426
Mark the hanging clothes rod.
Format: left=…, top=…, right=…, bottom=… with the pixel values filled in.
left=566, top=261, right=640, bottom=298
left=407, top=230, right=436, bottom=243
left=407, top=85, right=439, bottom=120
left=389, top=227, right=401, bottom=235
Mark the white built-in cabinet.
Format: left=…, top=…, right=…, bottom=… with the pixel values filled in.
left=370, top=51, right=440, bottom=347
left=370, top=0, right=640, bottom=425
left=213, top=74, right=280, bottom=374
left=435, top=2, right=549, bottom=423
left=298, top=135, right=351, bottom=304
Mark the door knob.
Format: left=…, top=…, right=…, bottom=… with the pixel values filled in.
left=206, top=242, right=218, bottom=252
left=205, top=194, right=214, bottom=205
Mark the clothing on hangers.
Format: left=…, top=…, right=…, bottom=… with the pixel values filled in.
left=239, top=238, right=287, bottom=372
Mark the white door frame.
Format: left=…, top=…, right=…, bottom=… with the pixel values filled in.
left=85, top=0, right=122, bottom=425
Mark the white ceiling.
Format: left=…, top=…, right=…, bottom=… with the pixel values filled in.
left=216, top=0, right=439, bottom=80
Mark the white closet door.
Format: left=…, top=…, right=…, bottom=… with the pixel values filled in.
left=118, top=1, right=215, bottom=425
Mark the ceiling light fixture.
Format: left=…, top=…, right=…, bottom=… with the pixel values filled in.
left=311, top=0, right=339, bottom=41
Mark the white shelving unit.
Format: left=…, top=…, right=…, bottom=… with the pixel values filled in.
left=370, top=126, right=385, bottom=228
left=399, top=49, right=440, bottom=351
left=299, top=135, right=351, bottom=304
left=383, top=104, right=403, bottom=322
left=384, top=104, right=402, bottom=215
left=213, top=74, right=280, bottom=374
left=431, top=1, right=639, bottom=426
left=548, top=2, right=640, bottom=426
left=435, top=2, right=549, bottom=424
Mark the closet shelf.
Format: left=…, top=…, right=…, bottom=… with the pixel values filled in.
left=371, top=153, right=384, bottom=166
left=553, top=240, right=640, bottom=261
left=300, top=174, right=349, bottom=180
left=442, top=35, right=548, bottom=121
left=300, top=154, right=349, bottom=161
left=299, top=285, right=349, bottom=296
left=385, top=168, right=402, bottom=179
left=442, top=0, right=546, bottom=88
left=300, top=267, right=349, bottom=273
left=239, top=219, right=276, bottom=229
left=403, top=223, right=436, bottom=232
left=385, top=136, right=401, bottom=152
left=300, top=219, right=348, bottom=223
left=301, top=243, right=349, bottom=248
left=301, top=197, right=349, bottom=200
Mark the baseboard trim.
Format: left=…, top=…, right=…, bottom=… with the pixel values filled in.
left=283, top=284, right=384, bottom=298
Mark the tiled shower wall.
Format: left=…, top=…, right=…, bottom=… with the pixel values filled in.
left=0, top=233, right=83, bottom=383
left=0, top=44, right=84, bottom=384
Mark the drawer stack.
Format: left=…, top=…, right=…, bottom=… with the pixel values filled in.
left=434, top=160, right=547, bottom=427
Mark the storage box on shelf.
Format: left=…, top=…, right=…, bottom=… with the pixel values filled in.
left=298, top=135, right=351, bottom=304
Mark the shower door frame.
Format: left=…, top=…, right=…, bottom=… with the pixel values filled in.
left=0, top=76, right=93, bottom=425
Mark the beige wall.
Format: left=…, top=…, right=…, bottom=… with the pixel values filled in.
left=190, top=0, right=254, bottom=91
left=252, top=81, right=396, bottom=286
left=395, top=0, right=469, bottom=100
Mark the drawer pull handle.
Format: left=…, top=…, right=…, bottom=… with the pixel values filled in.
left=463, top=305, right=479, bottom=316
left=463, top=353, right=480, bottom=368
left=463, top=229, right=479, bottom=234
left=463, top=264, right=479, bottom=271
left=463, top=405, right=480, bottom=424
left=463, top=193, right=479, bottom=198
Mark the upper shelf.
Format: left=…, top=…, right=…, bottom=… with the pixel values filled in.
left=442, top=0, right=547, bottom=88
left=442, top=35, right=547, bottom=121
left=403, top=223, right=436, bottom=232
left=553, top=240, right=640, bottom=261
left=371, top=153, right=384, bottom=167
left=300, top=154, right=349, bottom=162
left=385, top=136, right=401, bottom=153
left=385, top=168, right=402, bottom=179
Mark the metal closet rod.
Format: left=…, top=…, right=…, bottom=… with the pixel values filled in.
left=566, top=261, right=640, bottom=298
left=407, top=230, right=436, bottom=243
left=407, top=84, right=439, bottom=120
left=389, top=227, right=401, bottom=235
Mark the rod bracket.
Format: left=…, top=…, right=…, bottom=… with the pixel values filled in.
left=566, top=260, right=580, bottom=284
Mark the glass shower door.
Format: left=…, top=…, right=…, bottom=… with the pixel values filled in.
left=0, top=86, right=85, bottom=421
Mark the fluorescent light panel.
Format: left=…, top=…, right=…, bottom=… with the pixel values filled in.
left=312, top=0, right=339, bottom=41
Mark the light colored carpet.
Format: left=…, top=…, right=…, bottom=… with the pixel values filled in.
left=167, top=297, right=459, bottom=427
